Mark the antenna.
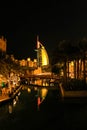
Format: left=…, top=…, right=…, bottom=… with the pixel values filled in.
left=36, top=35, right=40, bottom=67
left=37, top=35, right=40, bottom=49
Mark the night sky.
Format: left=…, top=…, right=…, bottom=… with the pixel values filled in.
left=0, top=1, right=87, bottom=60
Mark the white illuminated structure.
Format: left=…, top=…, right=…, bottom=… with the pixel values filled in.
left=36, top=36, right=49, bottom=67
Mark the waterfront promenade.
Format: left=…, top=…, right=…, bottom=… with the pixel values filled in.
left=0, top=95, right=10, bottom=102
left=0, top=85, right=22, bottom=103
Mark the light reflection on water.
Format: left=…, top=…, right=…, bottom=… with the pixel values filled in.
left=8, top=104, right=12, bottom=114
left=8, top=97, right=18, bottom=114
left=27, top=86, right=48, bottom=110
left=36, top=87, right=48, bottom=110
left=0, top=85, right=58, bottom=119
left=0, top=85, right=87, bottom=129
left=0, top=86, right=48, bottom=117
left=41, top=88, right=48, bottom=100
left=27, top=86, right=48, bottom=100
left=0, top=91, right=21, bottom=117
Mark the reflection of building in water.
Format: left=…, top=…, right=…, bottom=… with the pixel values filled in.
left=41, top=88, right=48, bottom=100
left=37, top=88, right=48, bottom=110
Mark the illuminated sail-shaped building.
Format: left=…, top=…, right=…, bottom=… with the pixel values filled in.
left=36, top=36, right=49, bottom=67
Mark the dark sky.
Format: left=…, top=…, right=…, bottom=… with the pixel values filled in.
left=0, top=0, right=87, bottom=60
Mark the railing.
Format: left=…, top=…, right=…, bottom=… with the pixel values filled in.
left=21, top=74, right=60, bottom=80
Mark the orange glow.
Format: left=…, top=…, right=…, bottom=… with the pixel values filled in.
left=0, top=36, right=6, bottom=52
left=37, top=97, right=41, bottom=106
left=27, top=58, right=30, bottom=61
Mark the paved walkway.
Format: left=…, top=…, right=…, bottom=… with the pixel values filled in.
left=0, top=85, right=22, bottom=103
left=0, top=94, right=10, bottom=102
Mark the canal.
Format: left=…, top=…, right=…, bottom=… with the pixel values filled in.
left=0, top=85, right=87, bottom=129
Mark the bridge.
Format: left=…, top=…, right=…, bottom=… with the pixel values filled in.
left=20, top=73, right=63, bottom=95
left=23, top=73, right=59, bottom=79
left=20, top=74, right=87, bottom=99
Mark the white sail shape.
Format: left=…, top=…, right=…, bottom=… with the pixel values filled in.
left=41, top=45, right=49, bottom=66
left=37, top=39, right=49, bottom=67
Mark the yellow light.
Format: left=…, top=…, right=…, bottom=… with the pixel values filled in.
left=41, top=88, right=48, bottom=99
left=27, top=88, right=31, bottom=93
left=27, top=58, right=30, bottom=61
left=41, top=48, right=49, bottom=66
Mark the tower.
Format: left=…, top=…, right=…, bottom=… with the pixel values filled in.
left=36, top=36, right=49, bottom=67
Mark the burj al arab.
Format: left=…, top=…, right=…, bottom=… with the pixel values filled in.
left=36, top=36, right=49, bottom=67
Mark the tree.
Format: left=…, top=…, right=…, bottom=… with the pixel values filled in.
left=78, top=38, right=87, bottom=83
left=51, top=40, right=82, bottom=86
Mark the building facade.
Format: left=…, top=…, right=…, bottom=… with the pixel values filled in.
left=0, top=36, right=6, bottom=52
